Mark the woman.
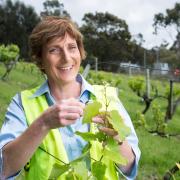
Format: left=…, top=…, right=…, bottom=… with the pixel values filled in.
left=0, top=16, right=140, bottom=179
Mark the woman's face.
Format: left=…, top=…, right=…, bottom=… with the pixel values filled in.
left=41, top=33, right=81, bottom=85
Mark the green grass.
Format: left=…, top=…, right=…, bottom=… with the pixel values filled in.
left=0, top=62, right=44, bottom=126
left=0, top=63, right=180, bottom=179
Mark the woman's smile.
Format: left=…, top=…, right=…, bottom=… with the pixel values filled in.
left=58, top=65, right=73, bottom=71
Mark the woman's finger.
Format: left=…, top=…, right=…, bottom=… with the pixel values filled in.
left=92, top=117, right=105, bottom=124
left=59, top=112, right=81, bottom=120
left=98, top=126, right=118, bottom=136
left=60, top=105, right=84, bottom=116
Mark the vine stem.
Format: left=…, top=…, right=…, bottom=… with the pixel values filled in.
left=39, top=146, right=67, bottom=165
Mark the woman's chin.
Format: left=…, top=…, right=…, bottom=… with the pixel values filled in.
left=57, top=75, right=77, bottom=85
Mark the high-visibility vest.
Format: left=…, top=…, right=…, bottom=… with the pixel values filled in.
left=17, top=85, right=120, bottom=180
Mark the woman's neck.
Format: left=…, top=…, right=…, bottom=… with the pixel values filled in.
left=48, top=80, right=81, bottom=101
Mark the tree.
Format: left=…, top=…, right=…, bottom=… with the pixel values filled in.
left=129, top=34, right=145, bottom=65
left=0, top=44, right=19, bottom=80
left=41, top=0, right=70, bottom=18
left=80, top=12, right=132, bottom=71
left=0, top=0, right=40, bottom=58
left=153, top=3, right=180, bottom=66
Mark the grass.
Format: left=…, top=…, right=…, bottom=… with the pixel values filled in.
left=0, top=62, right=44, bottom=127
left=0, top=63, right=180, bottom=179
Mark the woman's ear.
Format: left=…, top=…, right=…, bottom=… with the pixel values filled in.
left=37, top=58, right=46, bottom=73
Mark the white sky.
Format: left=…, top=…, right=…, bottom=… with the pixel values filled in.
left=19, top=0, right=180, bottom=49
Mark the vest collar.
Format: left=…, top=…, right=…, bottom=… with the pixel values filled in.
left=30, top=74, right=95, bottom=99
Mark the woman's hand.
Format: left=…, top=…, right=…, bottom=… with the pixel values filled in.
left=92, top=115, right=135, bottom=175
left=39, top=98, right=85, bottom=130
left=92, top=115, right=120, bottom=142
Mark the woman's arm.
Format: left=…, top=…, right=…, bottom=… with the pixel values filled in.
left=2, top=98, right=84, bottom=178
left=3, top=115, right=49, bottom=178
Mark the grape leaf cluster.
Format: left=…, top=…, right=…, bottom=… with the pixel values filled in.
left=51, top=99, right=131, bottom=179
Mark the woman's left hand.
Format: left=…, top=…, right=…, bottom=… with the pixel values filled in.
left=92, top=115, right=121, bottom=143
left=92, top=115, right=135, bottom=175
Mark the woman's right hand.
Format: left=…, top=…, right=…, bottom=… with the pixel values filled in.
left=39, top=98, right=85, bottom=130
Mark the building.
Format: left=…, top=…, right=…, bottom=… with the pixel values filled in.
left=152, top=63, right=169, bottom=75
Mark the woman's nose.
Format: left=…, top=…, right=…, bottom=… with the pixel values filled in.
left=61, top=49, right=70, bottom=62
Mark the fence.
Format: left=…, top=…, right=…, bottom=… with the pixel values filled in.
left=82, top=60, right=180, bottom=83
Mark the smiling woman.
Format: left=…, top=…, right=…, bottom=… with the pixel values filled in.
left=0, top=16, right=140, bottom=180
left=42, top=34, right=81, bottom=89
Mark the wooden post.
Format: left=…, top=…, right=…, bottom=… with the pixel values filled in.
left=169, top=80, right=173, bottom=117
left=129, top=61, right=132, bottom=77
left=165, top=80, right=174, bottom=122
left=95, top=57, right=98, bottom=73
left=144, top=49, right=146, bottom=68
left=146, top=68, right=150, bottom=99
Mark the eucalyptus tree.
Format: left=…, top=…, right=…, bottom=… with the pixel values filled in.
left=80, top=12, right=132, bottom=71
left=153, top=2, right=180, bottom=66
left=0, top=0, right=40, bottom=58
left=40, top=0, right=70, bottom=18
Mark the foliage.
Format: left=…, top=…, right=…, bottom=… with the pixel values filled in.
left=41, top=0, right=70, bottom=18
left=134, top=111, right=147, bottom=128
left=153, top=3, right=180, bottom=34
left=80, top=12, right=132, bottom=71
left=128, top=77, right=144, bottom=96
left=0, top=44, right=19, bottom=62
left=154, top=46, right=179, bottom=68
left=152, top=104, right=167, bottom=135
left=128, top=75, right=180, bottom=127
left=87, top=71, right=121, bottom=88
left=165, top=84, right=180, bottom=98
left=0, top=44, right=19, bottom=80
left=0, top=0, right=40, bottom=58
left=153, top=2, right=180, bottom=65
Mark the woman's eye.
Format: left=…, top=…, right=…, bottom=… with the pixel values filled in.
left=49, top=48, right=61, bottom=54
left=69, top=46, right=77, bottom=51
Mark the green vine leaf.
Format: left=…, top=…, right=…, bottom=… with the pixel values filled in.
left=108, top=110, right=131, bottom=141
left=82, top=101, right=102, bottom=124
left=103, top=148, right=127, bottom=166
left=103, top=137, right=128, bottom=165
left=49, top=163, right=70, bottom=179
left=82, top=142, right=92, bottom=154
left=76, top=131, right=106, bottom=143
left=65, top=171, right=78, bottom=180
left=72, top=161, right=88, bottom=180
left=91, top=161, right=107, bottom=180
left=76, top=131, right=99, bottom=141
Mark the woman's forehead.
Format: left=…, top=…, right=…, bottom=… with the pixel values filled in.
left=46, top=33, right=77, bottom=46
left=45, top=34, right=77, bottom=46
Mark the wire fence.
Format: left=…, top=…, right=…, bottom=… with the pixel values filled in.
left=83, top=61, right=180, bottom=83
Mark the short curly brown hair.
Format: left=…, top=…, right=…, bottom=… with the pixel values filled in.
left=29, top=16, right=86, bottom=71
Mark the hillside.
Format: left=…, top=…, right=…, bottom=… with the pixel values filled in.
left=0, top=62, right=180, bottom=179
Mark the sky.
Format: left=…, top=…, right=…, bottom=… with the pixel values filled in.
left=20, top=0, right=180, bottom=49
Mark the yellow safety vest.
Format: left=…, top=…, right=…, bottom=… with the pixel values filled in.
left=17, top=85, right=120, bottom=180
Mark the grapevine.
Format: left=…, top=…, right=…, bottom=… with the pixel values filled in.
left=51, top=85, right=131, bottom=179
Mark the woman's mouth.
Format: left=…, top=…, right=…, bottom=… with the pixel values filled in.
left=59, top=65, right=73, bottom=71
